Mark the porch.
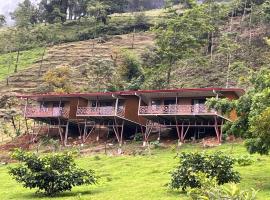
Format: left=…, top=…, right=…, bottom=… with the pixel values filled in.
left=24, top=106, right=70, bottom=118
left=76, top=106, right=125, bottom=117
left=139, top=104, right=217, bottom=115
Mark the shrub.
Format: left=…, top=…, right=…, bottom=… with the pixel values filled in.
left=170, top=152, right=240, bottom=191
left=236, top=155, right=253, bottom=166
left=150, top=140, right=161, bottom=149
left=188, top=172, right=258, bottom=200
left=133, top=133, right=143, bottom=141
left=9, top=150, right=97, bottom=196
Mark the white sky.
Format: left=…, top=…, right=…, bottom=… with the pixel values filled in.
left=0, top=0, right=39, bottom=25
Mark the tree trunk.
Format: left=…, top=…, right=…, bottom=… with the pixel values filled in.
left=248, top=4, right=253, bottom=45
left=38, top=45, right=47, bottom=77
left=226, top=53, right=231, bottom=88
left=14, top=50, right=20, bottom=73
left=166, top=65, right=172, bottom=86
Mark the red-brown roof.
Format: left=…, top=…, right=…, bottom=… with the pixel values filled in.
left=16, top=87, right=245, bottom=100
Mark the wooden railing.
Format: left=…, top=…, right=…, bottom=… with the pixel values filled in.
left=139, top=104, right=216, bottom=115
left=76, top=106, right=125, bottom=117
left=25, top=107, right=70, bottom=118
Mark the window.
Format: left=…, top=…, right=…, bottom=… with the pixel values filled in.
left=151, top=100, right=162, bottom=106
left=164, top=99, right=176, bottom=105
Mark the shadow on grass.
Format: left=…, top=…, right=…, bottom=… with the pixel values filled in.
left=19, top=188, right=101, bottom=199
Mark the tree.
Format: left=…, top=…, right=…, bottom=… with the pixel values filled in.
left=9, top=150, right=97, bottom=196
left=39, top=0, right=68, bottom=23
left=206, top=68, right=270, bottom=155
left=0, top=15, right=6, bottom=27
left=154, top=3, right=214, bottom=86
left=117, top=50, right=144, bottom=90
left=10, top=0, right=39, bottom=27
left=1, top=97, right=22, bottom=138
left=42, top=65, right=74, bottom=93
left=217, top=34, right=240, bottom=88
left=170, top=152, right=240, bottom=191
left=86, top=0, right=110, bottom=24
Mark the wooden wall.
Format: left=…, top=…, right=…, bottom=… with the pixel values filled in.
left=124, top=96, right=147, bottom=125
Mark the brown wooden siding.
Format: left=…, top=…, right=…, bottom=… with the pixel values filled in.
left=124, top=96, right=146, bottom=125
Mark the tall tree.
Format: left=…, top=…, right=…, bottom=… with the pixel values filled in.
left=218, top=34, right=240, bottom=88
left=0, top=15, right=6, bottom=27
left=154, top=4, right=214, bottom=86
left=10, top=0, right=39, bottom=27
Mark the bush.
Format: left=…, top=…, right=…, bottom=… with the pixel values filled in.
left=9, top=150, right=97, bottom=196
left=170, top=152, right=240, bottom=191
left=133, top=133, right=143, bottom=141
left=236, top=155, right=253, bottom=166
left=188, top=172, right=258, bottom=200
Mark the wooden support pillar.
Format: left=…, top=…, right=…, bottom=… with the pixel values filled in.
left=97, top=123, right=101, bottom=142
left=143, top=121, right=153, bottom=147
left=112, top=118, right=125, bottom=154
left=214, top=116, right=221, bottom=144
left=64, top=121, right=69, bottom=146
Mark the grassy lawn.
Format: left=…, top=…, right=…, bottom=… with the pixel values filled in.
left=0, top=48, right=44, bottom=80
left=0, top=142, right=269, bottom=200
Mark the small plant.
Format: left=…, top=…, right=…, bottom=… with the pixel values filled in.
left=188, top=172, right=258, bottom=200
left=133, top=132, right=143, bottom=141
left=150, top=140, right=161, bottom=149
left=9, top=149, right=97, bottom=196
left=236, top=155, right=254, bottom=166
left=169, top=152, right=240, bottom=191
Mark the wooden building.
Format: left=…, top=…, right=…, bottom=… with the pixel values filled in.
left=136, top=88, right=244, bottom=145
left=18, top=88, right=244, bottom=147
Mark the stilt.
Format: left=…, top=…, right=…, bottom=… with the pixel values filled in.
left=112, top=118, right=125, bottom=154
left=64, top=121, right=69, bottom=146
left=143, top=121, right=153, bottom=147
left=214, top=116, right=221, bottom=143
left=82, top=119, right=95, bottom=143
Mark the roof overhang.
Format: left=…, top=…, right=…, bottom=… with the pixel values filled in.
left=16, top=88, right=245, bottom=101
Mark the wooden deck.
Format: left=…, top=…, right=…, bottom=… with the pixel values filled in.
left=25, top=107, right=70, bottom=118
left=139, top=104, right=217, bottom=115
left=76, top=106, right=125, bottom=117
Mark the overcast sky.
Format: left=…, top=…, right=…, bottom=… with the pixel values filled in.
left=0, top=0, right=39, bottom=25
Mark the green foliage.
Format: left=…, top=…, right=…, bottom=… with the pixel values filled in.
left=9, top=149, right=97, bottom=196
left=187, top=172, right=258, bottom=200
left=153, top=3, right=214, bottom=86
left=0, top=15, right=6, bottom=27
left=10, top=0, right=39, bottom=27
left=41, top=65, right=74, bottom=93
left=117, top=50, right=144, bottom=90
left=236, top=155, right=254, bottom=166
left=0, top=48, right=44, bottom=80
left=133, top=133, right=143, bottom=141
left=150, top=140, right=161, bottom=149
left=206, top=97, right=235, bottom=115
left=170, top=152, right=240, bottom=191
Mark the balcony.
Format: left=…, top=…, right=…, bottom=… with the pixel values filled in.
left=76, top=106, right=125, bottom=117
left=139, top=104, right=217, bottom=115
left=25, top=107, right=70, bottom=118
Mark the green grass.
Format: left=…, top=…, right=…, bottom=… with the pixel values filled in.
left=0, top=48, right=44, bottom=80
left=0, top=142, right=270, bottom=200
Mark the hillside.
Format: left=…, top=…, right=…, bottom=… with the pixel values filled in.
left=0, top=32, right=155, bottom=94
